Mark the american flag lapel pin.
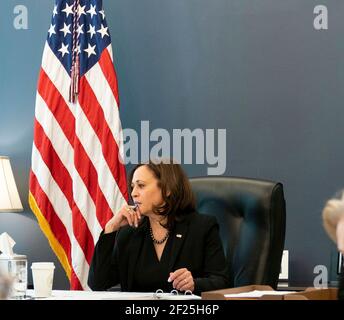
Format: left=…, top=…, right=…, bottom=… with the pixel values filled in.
left=176, top=234, right=182, bottom=238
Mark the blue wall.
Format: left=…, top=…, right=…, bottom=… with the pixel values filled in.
left=1, top=0, right=343, bottom=289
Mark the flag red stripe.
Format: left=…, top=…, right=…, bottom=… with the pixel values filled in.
left=37, top=69, right=75, bottom=145
left=29, top=170, right=72, bottom=262
left=74, top=139, right=113, bottom=228
left=97, top=50, right=129, bottom=201
left=33, top=119, right=73, bottom=207
left=71, top=206, right=94, bottom=264
left=37, top=67, right=114, bottom=229
left=71, top=269, right=83, bottom=291
left=79, top=76, right=128, bottom=204
left=33, top=120, right=94, bottom=264
left=99, top=48, right=120, bottom=107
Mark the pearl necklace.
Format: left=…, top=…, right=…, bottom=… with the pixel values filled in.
left=149, top=226, right=169, bottom=245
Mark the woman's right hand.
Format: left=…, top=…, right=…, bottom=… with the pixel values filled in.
left=104, top=205, right=142, bottom=234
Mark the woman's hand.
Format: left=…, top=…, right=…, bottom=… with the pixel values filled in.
left=168, top=268, right=195, bottom=292
left=104, top=205, right=142, bottom=234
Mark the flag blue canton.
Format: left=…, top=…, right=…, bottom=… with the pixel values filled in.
left=47, top=0, right=111, bottom=77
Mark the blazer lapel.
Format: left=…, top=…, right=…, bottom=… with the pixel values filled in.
left=168, top=217, right=190, bottom=272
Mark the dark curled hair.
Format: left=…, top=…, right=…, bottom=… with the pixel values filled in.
left=128, top=159, right=196, bottom=230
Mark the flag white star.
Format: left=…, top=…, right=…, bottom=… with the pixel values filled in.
left=84, top=43, right=96, bottom=57
left=87, top=24, right=96, bottom=39
left=78, top=4, right=86, bottom=16
left=99, top=9, right=105, bottom=19
left=97, top=24, right=109, bottom=38
left=47, top=24, right=56, bottom=38
left=62, top=3, right=73, bottom=18
left=77, top=24, right=84, bottom=36
left=53, top=5, right=58, bottom=17
left=58, top=43, right=69, bottom=57
left=60, top=23, right=71, bottom=37
left=87, top=4, right=97, bottom=18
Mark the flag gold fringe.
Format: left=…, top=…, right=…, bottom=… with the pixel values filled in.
left=28, top=192, right=71, bottom=281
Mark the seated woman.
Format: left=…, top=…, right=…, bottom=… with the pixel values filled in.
left=88, top=160, right=230, bottom=295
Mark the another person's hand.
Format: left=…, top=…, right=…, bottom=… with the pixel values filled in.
left=337, top=215, right=344, bottom=254
left=104, top=205, right=142, bottom=234
left=323, top=198, right=344, bottom=253
left=168, top=268, right=195, bottom=292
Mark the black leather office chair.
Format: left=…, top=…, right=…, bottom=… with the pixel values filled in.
left=189, top=177, right=286, bottom=289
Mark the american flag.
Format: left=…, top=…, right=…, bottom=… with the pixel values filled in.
left=29, top=0, right=128, bottom=290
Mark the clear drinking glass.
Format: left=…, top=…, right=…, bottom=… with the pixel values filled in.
left=7, top=256, right=27, bottom=299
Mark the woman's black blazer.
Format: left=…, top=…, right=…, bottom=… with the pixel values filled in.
left=88, top=212, right=230, bottom=295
